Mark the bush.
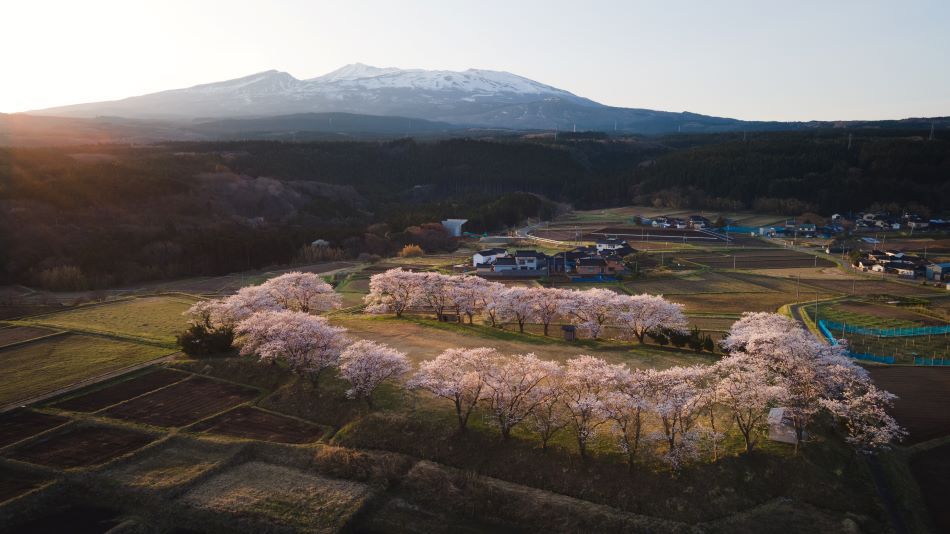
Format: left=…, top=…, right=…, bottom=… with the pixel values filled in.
left=398, top=244, right=425, bottom=258
left=177, top=325, right=235, bottom=357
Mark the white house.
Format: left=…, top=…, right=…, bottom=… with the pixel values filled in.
left=491, top=257, right=518, bottom=272
left=472, top=248, right=508, bottom=267
left=441, top=219, right=468, bottom=237
left=514, top=250, right=545, bottom=270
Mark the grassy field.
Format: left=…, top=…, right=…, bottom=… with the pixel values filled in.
left=332, top=314, right=711, bottom=369
left=0, top=334, right=174, bottom=406
left=16, top=295, right=198, bottom=346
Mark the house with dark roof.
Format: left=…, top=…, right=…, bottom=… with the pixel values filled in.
left=576, top=257, right=607, bottom=276
left=514, top=250, right=548, bottom=270
left=491, top=256, right=518, bottom=272
left=472, top=248, right=508, bottom=267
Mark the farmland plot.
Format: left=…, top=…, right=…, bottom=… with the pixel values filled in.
left=0, top=326, right=60, bottom=346
left=105, top=438, right=240, bottom=490
left=180, top=461, right=374, bottom=533
left=680, top=249, right=834, bottom=269
left=866, top=367, right=950, bottom=443
left=53, top=368, right=190, bottom=413
left=190, top=406, right=327, bottom=444
left=0, top=409, right=69, bottom=448
left=0, top=334, right=173, bottom=406
left=23, top=295, right=198, bottom=345
left=102, top=376, right=259, bottom=427
left=7, top=425, right=155, bottom=469
left=0, top=464, right=50, bottom=503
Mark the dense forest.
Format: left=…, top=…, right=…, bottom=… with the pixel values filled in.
left=1, top=129, right=947, bottom=289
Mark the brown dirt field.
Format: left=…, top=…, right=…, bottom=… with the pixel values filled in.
left=102, top=376, right=259, bottom=427
left=866, top=367, right=950, bottom=443
left=0, top=409, right=70, bottom=448
left=681, top=250, right=835, bottom=269
left=0, top=465, right=49, bottom=503
left=190, top=406, right=327, bottom=444
left=832, top=301, right=946, bottom=326
left=6, top=425, right=155, bottom=468
left=53, top=368, right=190, bottom=412
left=673, top=292, right=807, bottom=314
left=803, top=279, right=944, bottom=297
left=908, top=442, right=950, bottom=532
left=0, top=326, right=60, bottom=346
left=591, top=227, right=728, bottom=244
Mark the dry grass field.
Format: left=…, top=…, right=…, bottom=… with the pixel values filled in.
left=181, top=461, right=374, bottom=533
left=18, top=295, right=199, bottom=345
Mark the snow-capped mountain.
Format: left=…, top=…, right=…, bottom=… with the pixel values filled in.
left=30, top=64, right=745, bottom=132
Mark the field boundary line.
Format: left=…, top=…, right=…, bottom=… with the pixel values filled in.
left=7, top=320, right=177, bottom=349
left=0, top=352, right=181, bottom=414
left=0, top=330, right=69, bottom=352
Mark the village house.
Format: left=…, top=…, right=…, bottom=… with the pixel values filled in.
left=490, top=257, right=518, bottom=272
left=472, top=248, right=508, bottom=267
left=927, top=263, right=950, bottom=282
left=576, top=257, right=607, bottom=276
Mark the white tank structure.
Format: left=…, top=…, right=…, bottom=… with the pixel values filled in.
left=441, top=219, right=468, bottom=237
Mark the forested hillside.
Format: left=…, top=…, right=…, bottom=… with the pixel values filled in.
left=1, top=129, right=947, bottom=289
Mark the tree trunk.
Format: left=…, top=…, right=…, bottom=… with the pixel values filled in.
left=518, top=320, right=525, bottom=333
left=543, top=322, right=549, bottom=336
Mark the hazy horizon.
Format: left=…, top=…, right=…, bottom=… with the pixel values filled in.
left=4, top=0, right=949, bottom=121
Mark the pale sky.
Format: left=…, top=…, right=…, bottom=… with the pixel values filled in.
left=3, top=0, right=948, bottom=121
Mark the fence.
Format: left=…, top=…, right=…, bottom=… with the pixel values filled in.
left=821, top=320, right=950, bottom=338
left=913, top=356, right=950, bottom=366
left=818, top=319, right=897, bottom=364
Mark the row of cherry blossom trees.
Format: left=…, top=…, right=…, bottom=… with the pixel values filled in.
left=186, top=274, right=903, bottom=468
left=408, top=313, right=904, bottom=468
left=184, top=272, right=411, bottom=407
left=363, top=268, right=690, bottom=341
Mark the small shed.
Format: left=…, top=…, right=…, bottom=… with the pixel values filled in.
left=561, top=325, right=577, bottom=342
left=767, top=407, right=800, bottom=445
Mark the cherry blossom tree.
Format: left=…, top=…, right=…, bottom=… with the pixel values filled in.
left=721, top=312, right=902, bottom=453
left=566, top=289, right=622, bottom=340
left=615, top=294, right=688, bottom=344
left=261, top=271, right=342, bottom=313
left=481, top=353, right=562, bottom=439
left=481, top=282, right=509, bottom=328
left=715, top=354, right=787, bottom=453
left=821, top=380, right=905, bottom=453
left=602, top=366, right=650, bottom=468
left=645, top=365, right=705, bottom=468
left=364, top=268, right=423, bottom=317
left=561, top=355, right=618, bottom=458
left=212, top=284, right=281, bottom=328
left=233, top=310, right=348, bottom=383
left=418, top=272, right=456, bottom=319
left=526, top=374, right=569, bottom=451
left=338, top=340, right=412, bottom=409
left=451, top=276, right=493, bottom=324
left=500, top=287, right=536, bottom=333
left=530, top=287, right=568, bottom=336
left=409, top=347, right=496, bottom=432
